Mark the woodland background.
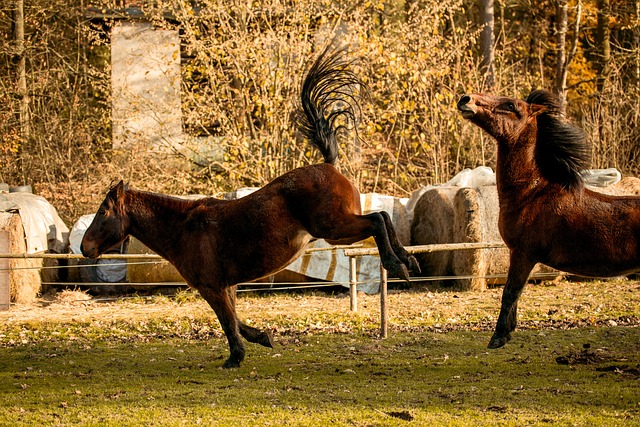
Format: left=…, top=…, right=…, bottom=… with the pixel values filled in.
left=0, top=0, right=639, bottom=224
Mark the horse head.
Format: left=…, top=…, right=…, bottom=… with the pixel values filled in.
left=456, top=92, right=549, bottom=146
left=457, top=90, right=590, bottom=188
left=81, top=180, right=131, bottom=259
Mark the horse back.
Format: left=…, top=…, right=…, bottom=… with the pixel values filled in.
left=179, top=163, right=358, bottom=285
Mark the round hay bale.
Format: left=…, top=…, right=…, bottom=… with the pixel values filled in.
left=392, top=197, right=411, bottom=246
left=0, top=212, right=42, bottom=303
left=451, top=186, right=510, bottom=291
left=410, top=186, right=458, bottom=283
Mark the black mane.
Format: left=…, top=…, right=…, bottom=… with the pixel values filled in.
left=526, top=90, right=591, bottom=188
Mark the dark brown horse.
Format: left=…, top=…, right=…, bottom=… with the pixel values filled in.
left=81, top=46, right=419, bottom=368
left=457, top=90, right=640, bottom=348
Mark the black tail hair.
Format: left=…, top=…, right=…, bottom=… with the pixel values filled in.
left=295, top=43, right=365, bottom=165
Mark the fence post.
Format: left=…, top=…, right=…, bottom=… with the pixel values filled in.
left=0, top=231, right=10, bottom=310
left=349, top=256, right=357, bottom=312
left=380, top=262, right=388, bottom=338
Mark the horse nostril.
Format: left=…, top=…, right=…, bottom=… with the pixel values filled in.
left=81, top=242, right=96, bottom=258
left=458, top=95, right=471, bottom=106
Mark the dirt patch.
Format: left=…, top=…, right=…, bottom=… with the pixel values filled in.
left=555, top=345, right=607, bottom=365
left=595, top=365, right=640, bottom=380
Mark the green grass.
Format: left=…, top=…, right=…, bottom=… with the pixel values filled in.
left=0, top=280, right=639, bottom=426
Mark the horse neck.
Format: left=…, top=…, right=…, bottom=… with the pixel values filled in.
left=495, top=132, right=545, bottom=204
left=125, top=190, right=196, bottom=261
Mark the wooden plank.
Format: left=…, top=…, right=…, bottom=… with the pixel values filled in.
left=380, top=262, right=388, bottom=338
left=0, top=231, right=10, bottom=310
left=344, top=241, right=506, bottom=257
left=349, top=256, right=357, bottom=312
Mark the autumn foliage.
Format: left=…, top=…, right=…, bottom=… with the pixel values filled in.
left=0, top=0, right=639, bottom=223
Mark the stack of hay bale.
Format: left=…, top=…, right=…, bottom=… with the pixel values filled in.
left=0, top=188, right=69, bottom=305
left=410, top=167, right=559, bottom=291
left=410, top=184, right=510, bottom=291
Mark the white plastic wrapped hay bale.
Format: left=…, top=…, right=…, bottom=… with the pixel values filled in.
left=451, top=186, right=510, bottom=291
left=410, top=186, right=459, bottom=284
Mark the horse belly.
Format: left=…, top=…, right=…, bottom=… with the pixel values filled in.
left=547, top=236, right=640, bottom=277
left=239, top=229, right=313, bottom=283
left=276, top=229, right=314, bottom=270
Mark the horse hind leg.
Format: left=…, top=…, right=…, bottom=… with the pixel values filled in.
left=322, top=212, right=411, bottom=282
left=378, top=210, right=420, bottom=274
left=199, top=286, right=246, bottom=368
left=227, top=285, right=274, bottom=348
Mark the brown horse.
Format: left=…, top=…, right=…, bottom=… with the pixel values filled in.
left=457, top=90, right=640, bottom=348
left=81, top=46, right=419, bottom=368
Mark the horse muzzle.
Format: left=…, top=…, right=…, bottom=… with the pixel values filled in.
left=80, top=241, right=99, bottom=259
left=457, top=95, right=477, bottom=118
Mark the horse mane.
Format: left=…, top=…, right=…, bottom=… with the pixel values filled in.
left=526, top=90, right=591, bottom=189
left=109, top=181, right=205, bottom=213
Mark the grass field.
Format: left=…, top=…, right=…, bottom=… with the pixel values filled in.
left=0, top=279, right=638, bottom=426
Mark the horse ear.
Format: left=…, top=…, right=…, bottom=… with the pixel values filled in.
left=530, top=104, right=547, bottom=117
left=115, top=180, right=125, bottom=199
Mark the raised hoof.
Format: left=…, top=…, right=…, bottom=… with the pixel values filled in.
left=487, top=333, right=510, bottom=349
left=407, top=255, right=421, bottom=274
left=258, top=331, right=275, bottom=348
left=222, top=358, right=241, bottom=369
left=389, top=263, right=411, bottom=283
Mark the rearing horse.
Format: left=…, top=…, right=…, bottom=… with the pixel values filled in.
left=81, top=46, right=419, bottom=368
left=457, top=90, right=640, bottom=348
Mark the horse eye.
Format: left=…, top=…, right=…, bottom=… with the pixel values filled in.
left=506, top=102, right=516, bottom=111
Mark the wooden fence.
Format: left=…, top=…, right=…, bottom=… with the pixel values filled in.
left=0, top=242, right=563, bottom=337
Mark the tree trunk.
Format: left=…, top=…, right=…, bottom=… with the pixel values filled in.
left=480, top=0, right=495, bottom=90
left=595, top=0, right=611, bottom=92
left=11, top=0, right=29, bottom=141
left=554, top=0, right=582, bottom=114
left=636, top=1, right=640, bottom=86
left=555, top=0, right=568, bottom=113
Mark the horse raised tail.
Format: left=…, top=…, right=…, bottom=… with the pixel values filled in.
left=295, top=44, right=365, bottom=165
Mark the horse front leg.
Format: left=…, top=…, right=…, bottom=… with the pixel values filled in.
left=198, top=286, right=245, bottom=368
left=488, top=251, right=536, bottom=349
left=227, top=285, right=274, bottom=348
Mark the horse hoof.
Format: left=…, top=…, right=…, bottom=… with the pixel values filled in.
left=259, top=331, right=275, bottom=348
left=487, top=334, right=510, bottom=349
left=392, top=264, right=411, bottom=283
left=408, top=255, right=421, bottom=274
left=222, top=358, right=241, bottom=369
